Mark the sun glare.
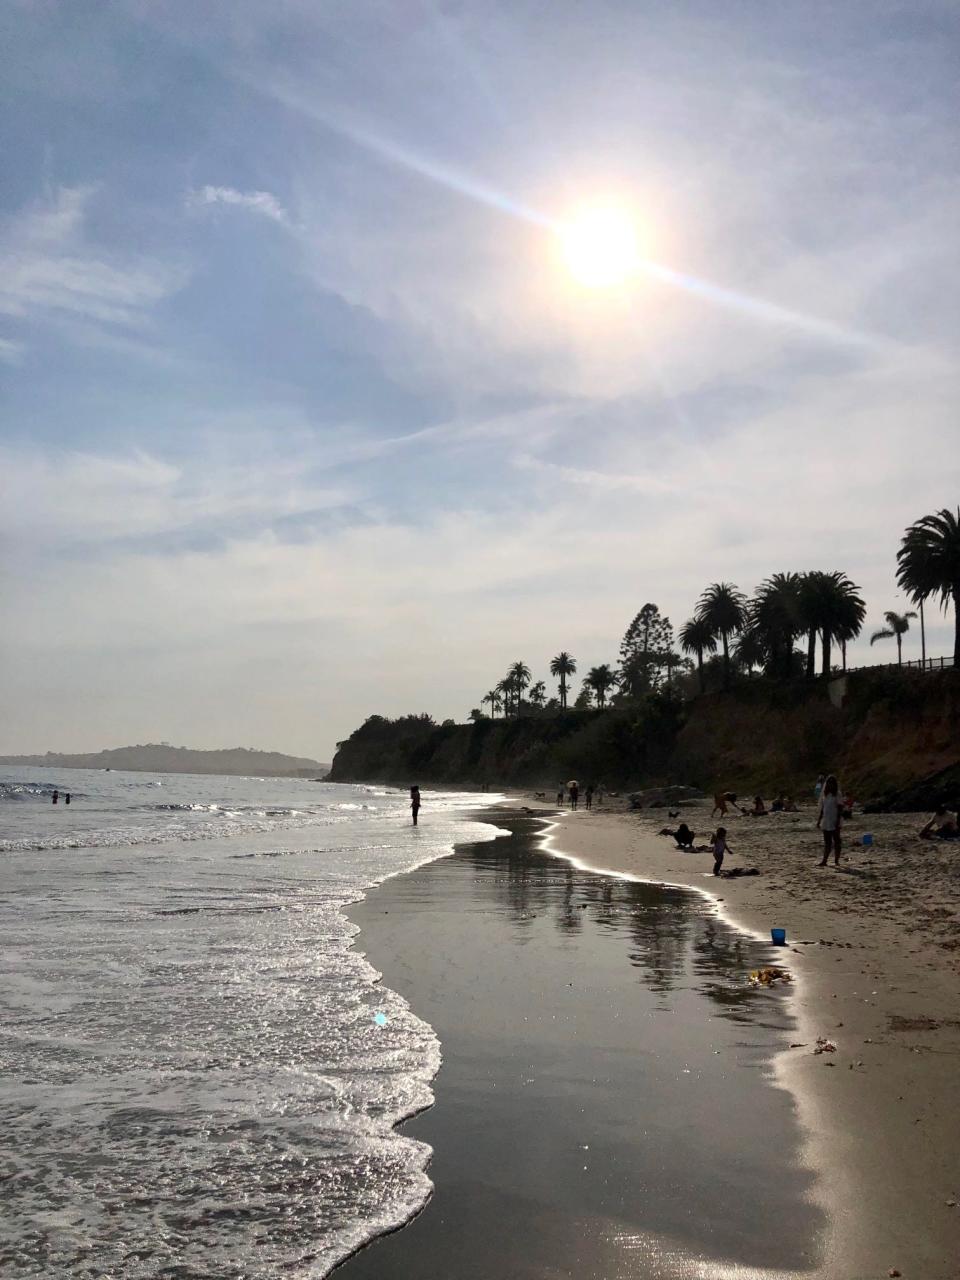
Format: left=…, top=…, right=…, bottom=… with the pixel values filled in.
left=560, top=205, right=641, bottom=288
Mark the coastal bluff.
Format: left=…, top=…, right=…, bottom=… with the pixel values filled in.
left=0, top=744, right=328, bottom=778
left=328, top=669, right=958, bottom=803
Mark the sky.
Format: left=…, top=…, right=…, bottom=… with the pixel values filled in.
left=1, top=0, right=958, bottom=760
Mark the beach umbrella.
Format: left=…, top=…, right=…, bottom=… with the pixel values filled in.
left=567, top=779, right=579, bottom=788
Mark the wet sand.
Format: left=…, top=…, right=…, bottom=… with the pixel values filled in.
left=335, top=811, right=824, bottom=1279
left=533, top=798, right=960, bottom=1279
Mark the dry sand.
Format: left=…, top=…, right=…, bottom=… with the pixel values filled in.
left=518, top=793, right=960, bottom=1280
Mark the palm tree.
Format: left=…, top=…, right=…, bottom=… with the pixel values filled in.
left=678, top=617, right=718, bottom=693
left=496, top=676, right=514, bottom=718
left=751, top=572, right=802, bottom=679
left=509, top=661, right=531, bottom=713
left=549, top=652, right=577, bottom=709
left=734, top=626, right=768, bottom=674
left=870, top=610, right=917, bottom=667
left=825, top=573, right=866, bottom=674
left=812, top=571, right=865, bottom=676
left=897, top=507, right=960, bottom=666
left=696, top=582, right=747, bottom=689
left=585, top=664, right=615, bottom=708
left=529, top=680, right=547, bottom=708
left=482, top=689, right=502, bottom=719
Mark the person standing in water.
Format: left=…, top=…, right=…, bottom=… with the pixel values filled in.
left=410, top=786, right=421, bottom=826
left=52, top=789, right=59, bottom=805
left=65, top=792, right=71, bottom=805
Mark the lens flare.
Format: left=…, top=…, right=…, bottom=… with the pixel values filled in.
left=561, top=206, right=641, bottom=288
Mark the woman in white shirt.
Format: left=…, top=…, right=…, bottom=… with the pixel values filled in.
left=817, top=775, right=843, bottom=866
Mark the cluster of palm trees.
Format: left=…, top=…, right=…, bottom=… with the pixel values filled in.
left=473, top=507, right=960, bottom=717
left=679, top=572, right=867, bottom=691
left=482, top=653, right=620, bottom=718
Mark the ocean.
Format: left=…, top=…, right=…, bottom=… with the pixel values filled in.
left=0, top=767, right=499, bottom=1278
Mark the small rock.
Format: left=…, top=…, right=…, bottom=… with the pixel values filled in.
left=946, top=1199, right=957, bottom=1207
left=888, top=1270, right=901, bottom=1277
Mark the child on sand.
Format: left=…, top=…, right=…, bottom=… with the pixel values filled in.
left=710, top=827, right=732, bottom=876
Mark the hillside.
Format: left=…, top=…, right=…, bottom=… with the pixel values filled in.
left=328, top=671, right=959, bottom=806
left=0, top=744, right=328, bottom=778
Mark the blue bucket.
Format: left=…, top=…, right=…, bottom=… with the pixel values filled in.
left=771, top=928, right=787, bottom=946
left=862, top=833, right=874, bottom=846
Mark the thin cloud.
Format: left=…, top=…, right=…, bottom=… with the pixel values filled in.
left=0, top=187, right=185, bottom=330
left=189, top=184, right=290, bottom=226
left=0, top=337, right=25, bottom=364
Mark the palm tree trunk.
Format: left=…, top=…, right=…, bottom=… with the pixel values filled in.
left=953, top=586, right=960, bottom=666
left=821, top=631, right=832, bottom=677
left=697, top=651, right=704, bottom=694
left=806, top=629, right=816, bottom=679
left=920, top=598, right=926, bottom=668
left=896, top=633, right=902, bottom=667
left=842, top=639, right=847, bottom=673
left=722, top=633, right=730, bottom=688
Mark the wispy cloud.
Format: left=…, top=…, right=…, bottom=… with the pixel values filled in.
left=0, top=336, right=25, bottom=364
left=0, top=445, right=356, bottom=548
left=188, top=184, right=290, bottom=226
left=0, top=186, right=185, bottom=332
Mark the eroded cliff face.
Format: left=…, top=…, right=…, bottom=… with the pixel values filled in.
left=328, top=672, right=959, bottom=802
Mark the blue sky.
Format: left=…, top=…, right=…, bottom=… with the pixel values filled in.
left=2, top=0, right=958, bottom=757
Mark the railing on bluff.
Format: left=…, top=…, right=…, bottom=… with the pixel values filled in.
left=844, top=655, right=955, bottom=676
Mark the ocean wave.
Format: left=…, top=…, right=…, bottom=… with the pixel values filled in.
left=1, top=780, right=77, bottom=801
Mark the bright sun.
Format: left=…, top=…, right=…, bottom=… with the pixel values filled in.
left=560, top=205, right=641, bottom=288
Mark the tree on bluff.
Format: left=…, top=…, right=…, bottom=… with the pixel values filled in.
left=618, top=603, right=675, bottom=698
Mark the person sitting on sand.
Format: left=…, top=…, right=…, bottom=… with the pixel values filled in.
left=771, top=793, right=785, bottom=812
left=919, top=806, right=959, bottom=840
left=783, top=795, right=798, bottom=812
left=710, top=827, right=732, bottom=876
left=658, top=822, right=696, bottom=850
left=748, top=795, right=768, bottom=817
left=816, top=774, right=843, bottom=866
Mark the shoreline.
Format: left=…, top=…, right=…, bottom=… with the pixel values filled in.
left=522, top=799, right=960, bottom=1279
left=337, top=805, right=825, bottom=1279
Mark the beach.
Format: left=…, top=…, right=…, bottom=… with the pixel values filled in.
left=338, top=809, right=826, bottom=1279
left=531, top=796, right=960, bottom=1279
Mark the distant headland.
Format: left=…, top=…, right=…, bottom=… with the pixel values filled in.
left=0, top=744, right=329, bottom=778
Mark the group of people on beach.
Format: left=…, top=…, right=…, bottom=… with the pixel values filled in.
left=657, top=821, right=732, bottom=875
left=556, top=781, right=602, bottom=810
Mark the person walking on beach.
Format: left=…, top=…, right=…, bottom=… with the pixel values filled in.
left=814, top=773, right=825, bottom=800
left=710, top=827, right=732, bottom=876
left=410, top=786, right=421, bottom=826
left=569, top=782, right=579, bottom=810
left=816, top=774, right=842, bottom=865
left=585, top=784, right=594, bottom=810
left=556, top=783, right=565, bottom=805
